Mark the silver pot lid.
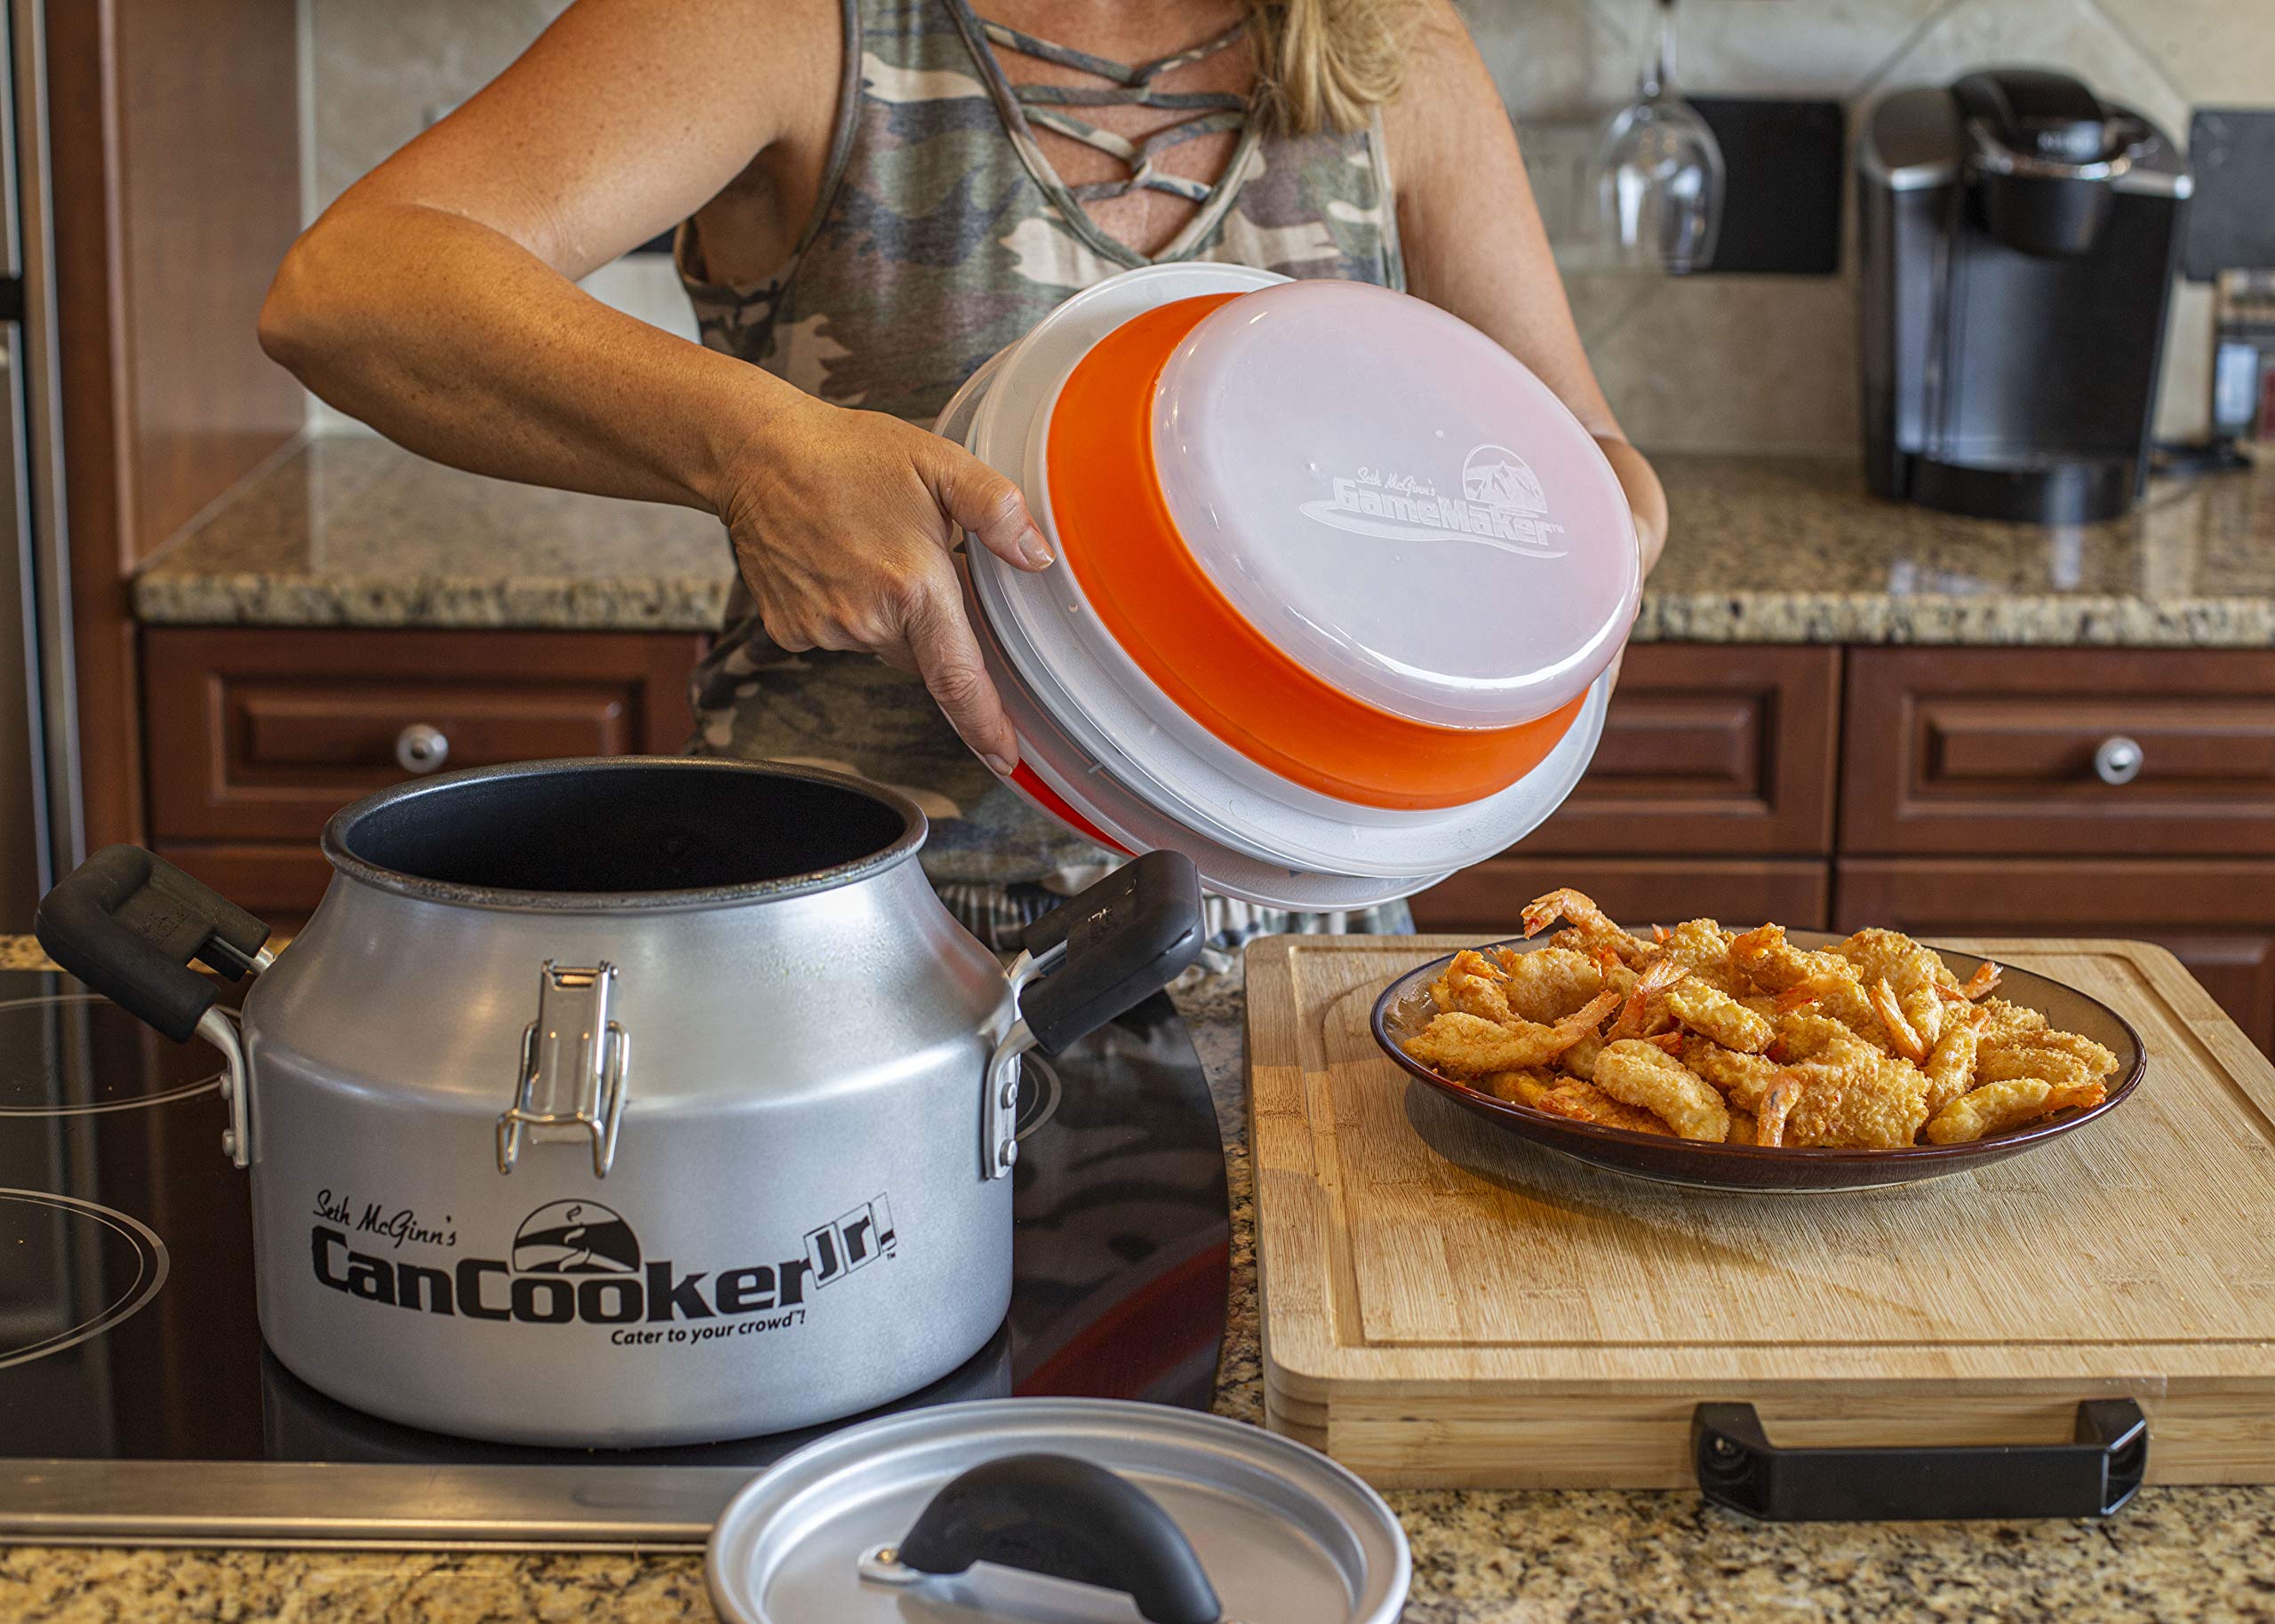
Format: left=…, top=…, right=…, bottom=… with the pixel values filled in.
left=705, top=1397, right=1409, bottom=1624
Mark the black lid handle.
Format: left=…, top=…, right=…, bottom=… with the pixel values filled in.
left=1017, top=851, right=1204, bottom=1055
left=1694, top=1399, right=2147, bottom=1521
left=883, top=1453, right=1222, bottom=1624
left=34, top=846, right=271, bottom=1043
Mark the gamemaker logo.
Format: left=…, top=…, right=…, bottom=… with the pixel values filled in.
left=1300, top=442, right=1566, bottom=558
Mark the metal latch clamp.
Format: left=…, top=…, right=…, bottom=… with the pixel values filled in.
left=498, top=960, right=629, bottom=1178
left=980, top=943, right=1061, bottom=1180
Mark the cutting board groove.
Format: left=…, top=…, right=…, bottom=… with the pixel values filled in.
left=1248, top=935, right=2275, bottom=1489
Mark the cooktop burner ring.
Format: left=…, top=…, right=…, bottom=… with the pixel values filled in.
left=0, top=992, right=224, bottom=1117
left=0, top=1189, right=170, bottom=1370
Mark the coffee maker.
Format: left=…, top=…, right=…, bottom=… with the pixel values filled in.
left=1859, top=68, right=2191, bottom=522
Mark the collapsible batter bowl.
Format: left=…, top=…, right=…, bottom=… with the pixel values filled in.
left=945, top=266, right=1639, bottom=909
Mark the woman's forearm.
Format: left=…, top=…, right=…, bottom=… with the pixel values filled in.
left=259, top=200, right=793, bottom=516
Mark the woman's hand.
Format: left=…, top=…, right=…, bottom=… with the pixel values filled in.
left=718, top=396, right=1055, bottom=774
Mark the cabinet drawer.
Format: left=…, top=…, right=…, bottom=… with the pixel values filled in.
left=1835, top=857, right=2275, bottom=1055
left=1521, top=645, right=1839, bottom=855
left=145, top=627, right=704, bottom=843
left=1842, top=649, right=2275, bottom=856
left=1409, top=857, right=1830, bottom=936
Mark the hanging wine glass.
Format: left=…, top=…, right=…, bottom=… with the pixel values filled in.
left=1590, top=0, right=1725, bottom=274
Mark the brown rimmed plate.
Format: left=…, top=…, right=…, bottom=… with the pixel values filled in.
left=1369, top=934, right=2146, bottom=1192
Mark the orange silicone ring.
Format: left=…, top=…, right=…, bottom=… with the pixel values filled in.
left=1044, top=295, right=1583, bottom=812
left=1010, top=760, right=1130, bottom=857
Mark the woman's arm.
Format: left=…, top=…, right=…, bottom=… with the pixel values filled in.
left=1382, top=2, right=1668, bottom=578
left=259, top=0, right=1050, bottom=772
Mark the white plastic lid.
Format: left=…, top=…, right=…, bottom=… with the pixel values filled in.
left=1149, top=281, right=1640, bottom=728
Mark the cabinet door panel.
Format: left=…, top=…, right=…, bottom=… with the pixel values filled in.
left=1410, top=858, right=1830, bottom=937
left=1520, top=645, right=1839, bottom=855
left=145, top=627, right=703, bottom=843
left=1835, top=857, right=2275, bottom=1055
left=152, top=841, right=331, bottom=935
left=1842, top=649, right=2275, bottom=856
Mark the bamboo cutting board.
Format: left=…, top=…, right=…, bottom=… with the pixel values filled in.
left=1249, top=935, right=2275, bottom=1490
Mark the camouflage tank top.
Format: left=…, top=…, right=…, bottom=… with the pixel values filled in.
left=678, top=0, right=1406, bottom=941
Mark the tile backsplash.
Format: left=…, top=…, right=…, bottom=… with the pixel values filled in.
left=307, top=0, right=2267, bottom=450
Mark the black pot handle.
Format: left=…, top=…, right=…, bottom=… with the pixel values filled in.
left=1017, top=850, right=1203, bottom=1055
left=34, top=845, right=271, bottom=1043
left=1693, top=1400, right=2148, bottom=1522
left=875, top=1453, right=1223, bottom=1624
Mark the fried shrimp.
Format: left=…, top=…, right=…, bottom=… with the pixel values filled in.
left=1488, top=945, right=1608, bottom=1023
left=1431, top=951, right=1513, bottom=1024
left=1652, top=918, right=1742, bottom=993
left=1680, top=1037, right=1790, bottom=1113
left=1840, top=928, right=1951, bottom=1049
left=1926, top=1077, right=2108, bottom=1144
left=1728, top=924, right=1855, bottom=993
left=1609, top=957, right=1686, bottom=1041
left=1868, top=976, right=1931, bottom=1064
left=1663, top=977, right=1776, bottom=1054
left=1754, top=1071, right=1805, bottom=1148
left=1974, top=1046, right=2108, bottom=1089
left=1521, top=888, right=1651, bottom=967
left=1405, top=898, right=2122, bottom=1156
left=1534, top=1079, right=1678, bottom=1136
left=1922, top=1004, right=1989, bottom=1118
left=1976, top=996, right=2048, bottom=1046
left=1592, top=1039, right=1731, bottom=1142
left=1402, top=987, right=1624, bottom=1078
left=1973, top=1019, right=2119, bottom=1099
left=1769, top=1011, right=1880, bottom=1066
left=1784, top=1051, right=1929, bottom=1149
left=1771, top=971, right=1888, bottom=1045
left=1937, top=960, right=2002, bottom=1004
left=1481, top=1069, right=1558, bottom=1108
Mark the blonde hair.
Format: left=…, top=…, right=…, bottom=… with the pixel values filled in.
left=1246, top=0, right=1421, bottom=136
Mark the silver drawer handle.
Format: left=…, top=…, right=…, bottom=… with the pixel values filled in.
left=2093, top=735, right=2143, bottom=786
left=395, top=722, right=450, bottom=775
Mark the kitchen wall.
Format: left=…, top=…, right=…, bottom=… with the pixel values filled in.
left=1476, top=0, right=2262, bottom=450
left=304, top=0, right=2265, bottom=450
left=299, top=0, right=685, bottom=442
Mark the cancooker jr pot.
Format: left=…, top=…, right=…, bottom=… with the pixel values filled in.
left=35, top=758, right=1202, bottom=1447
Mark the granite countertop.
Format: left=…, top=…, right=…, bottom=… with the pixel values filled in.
left=135, top=438, right=735, bottom=632
left=3, top=935, right=2271, bottom=1622
left=135, top=437, right=2275, bottom=647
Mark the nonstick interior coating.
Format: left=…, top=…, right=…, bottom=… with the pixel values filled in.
left=335, top=763, right=914, bottom=896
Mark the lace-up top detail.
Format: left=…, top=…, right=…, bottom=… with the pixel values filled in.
left=970, top=12, right=1250, bottom=205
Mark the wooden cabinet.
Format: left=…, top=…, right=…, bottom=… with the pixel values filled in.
left=143, top=626, right=704, bottom=924
left=1409, top=645, right=1840, bottom=933
left=1518, top=645, right=1840, bottom=855
left=1409, top=857, right=1829, bottom=935
left=1836, top=858, right=2275, bottom=1055
left=1410, top=644, right=2275, bottom=1055
left=1842, top=648, right=2275, bottom=856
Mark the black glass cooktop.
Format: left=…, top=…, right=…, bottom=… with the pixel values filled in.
left=0, top=970, right=1228, bottom=1546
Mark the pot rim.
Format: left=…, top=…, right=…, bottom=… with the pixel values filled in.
left=318, top=756, right=931, bottom=913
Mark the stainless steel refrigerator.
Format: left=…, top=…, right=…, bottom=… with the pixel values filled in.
left=0, top=0, right=77, bottom=932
